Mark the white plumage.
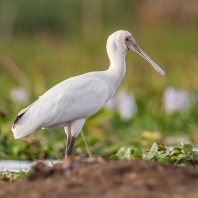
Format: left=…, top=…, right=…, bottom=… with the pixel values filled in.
left=12, top=30, right=164, bottom=158
left=13, top=76, right=109, bottom=138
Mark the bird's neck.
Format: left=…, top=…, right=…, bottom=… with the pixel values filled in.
left=107, top=50, right=127, bottom=88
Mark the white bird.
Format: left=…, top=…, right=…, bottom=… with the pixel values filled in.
left=12, top=30, right=164, bottom=159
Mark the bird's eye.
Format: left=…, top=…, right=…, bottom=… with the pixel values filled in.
left=125, top=37, right=129, bottom=41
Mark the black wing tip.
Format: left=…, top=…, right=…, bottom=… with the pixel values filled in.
left=13, top=113, right=25, bottom=125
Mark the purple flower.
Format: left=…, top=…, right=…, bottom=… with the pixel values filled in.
left=10, top=87, right=28, bottom=103
left=163, top=87, right=190, bottom=114
left=104, top=89, right=137, bottom=120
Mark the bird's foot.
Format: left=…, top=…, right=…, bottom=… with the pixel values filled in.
left=64, top=154, right=72, bottom=161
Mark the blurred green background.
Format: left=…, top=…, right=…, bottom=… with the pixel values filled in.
left=0, top=0, right=198, bottom=160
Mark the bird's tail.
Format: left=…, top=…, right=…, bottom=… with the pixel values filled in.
left=11, top=103, right=42, bottom=139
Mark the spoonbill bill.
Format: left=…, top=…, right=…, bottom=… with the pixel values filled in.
left=12, top=30, right=164, bottom=159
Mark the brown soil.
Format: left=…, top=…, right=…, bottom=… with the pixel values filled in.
left=0, top=158, right=198, bottom=198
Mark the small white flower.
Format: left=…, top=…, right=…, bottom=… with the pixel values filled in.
left=10, top=87, right=28, bottom=103
left=163, top=87, right=190, bottom=114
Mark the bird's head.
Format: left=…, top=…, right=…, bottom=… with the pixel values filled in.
left=107, top=30, right=165, bottom=75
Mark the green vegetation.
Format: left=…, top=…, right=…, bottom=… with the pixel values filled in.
left=0, top=1, right=198, bottom=161
left=113, top=142, right=198, bottom=166
left=0, top=171, right=28, bottom=182
left=1, top=141, right=197, bottom=182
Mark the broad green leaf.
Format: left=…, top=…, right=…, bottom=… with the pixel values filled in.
left=181, top=149, right=186, bottom=154
left=170, top=149, right=181, bottom=156
left=123, top=148, right=133, bottom=160
left=177, top=158, right=191, bottom=165
left=13, top=174, right=20, bottom=180
left=170, top=156, right=179, bottom=162
left=158, top=158, right=173, bottom=163
left=144, top=143, right=158, bottom=160
left=192, top=151, right=198, bottom=160
left=115, top=147, right=127, bottom=158
left=133, top=148, right=143, bottom=160
left=178, top=154, right=187, bottom=158
left=179, top=142, right=184, bottom=147
left=183, top=144, right=193, bottom=153
left=155, top=151, right=169, bottom=158
left=173, top=147, right=182, bottom=151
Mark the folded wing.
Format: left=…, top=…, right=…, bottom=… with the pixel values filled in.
left=12, top=76, right=109, bottom=139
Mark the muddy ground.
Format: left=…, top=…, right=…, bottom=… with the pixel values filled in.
left=0, top=158, right=198, bottom=198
